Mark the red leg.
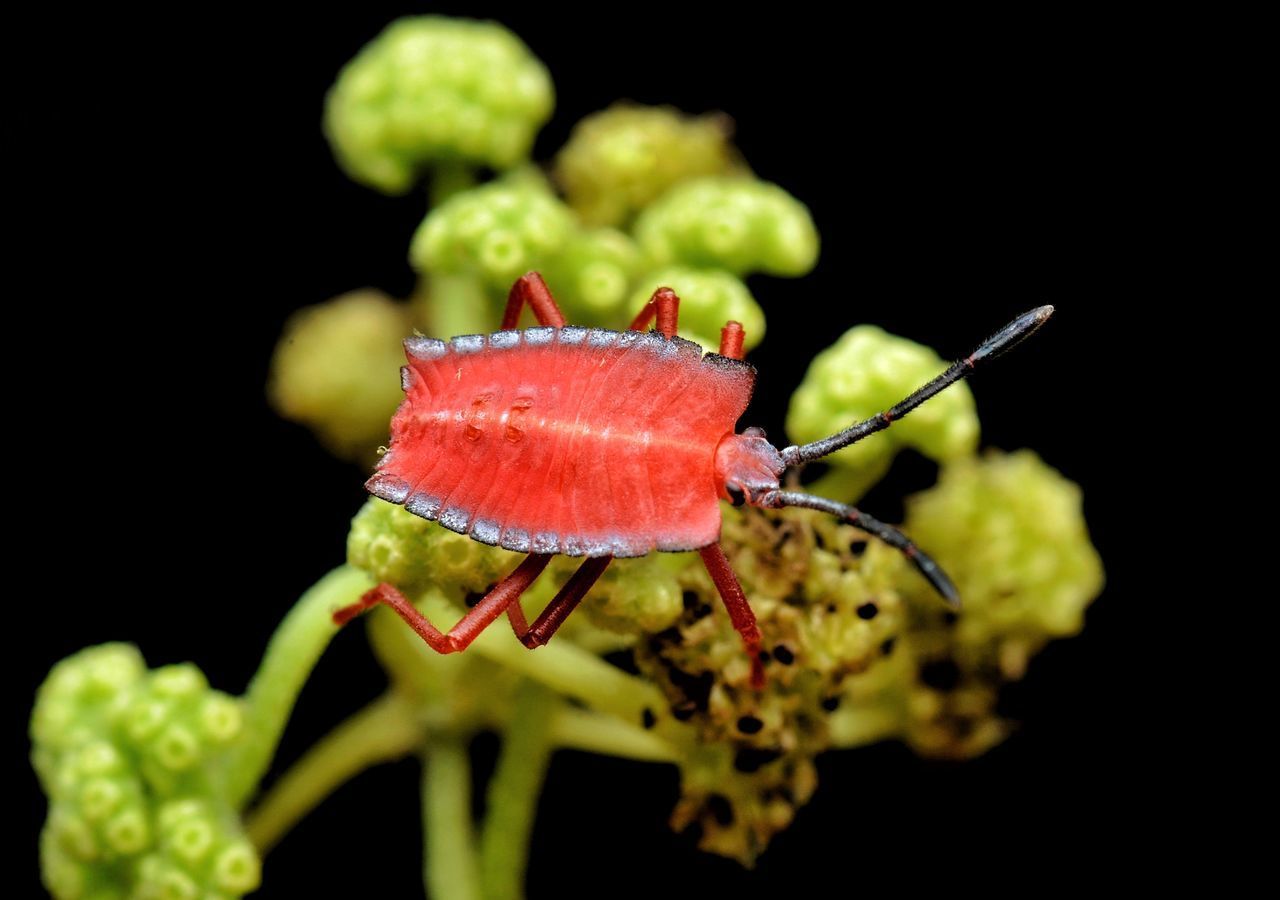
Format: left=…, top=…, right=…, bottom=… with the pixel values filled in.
left=628, top=287, right=680, bottom=339
left=501, top=272, right=568, bottom=329
left=698, top=544, right=765, bottom=689
left=507, top=556, right=612, bottom=648
left=334, top=554, right=552, bottom=653
left=718, top=321, right=745, bottom=360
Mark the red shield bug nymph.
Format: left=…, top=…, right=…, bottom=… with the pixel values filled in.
left=333, top=272, right=1053, bottom=688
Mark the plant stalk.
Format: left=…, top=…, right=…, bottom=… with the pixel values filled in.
left=245, top=691, right=422, bottom=853
left=423, top=735, right=483, bottom=900
left=226, top=565, right=376, bottom=808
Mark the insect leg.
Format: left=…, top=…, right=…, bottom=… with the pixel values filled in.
left=718, top=321, right=745, bottom=360
left=506, top=556, right=613, bottom=648
left=698, top=544, right=766, bottom=689
left=628, top=286, right=680, bottom=339
left=500, top=272, right=568, bottom=329
left=333, top=554, right=553, bottom=652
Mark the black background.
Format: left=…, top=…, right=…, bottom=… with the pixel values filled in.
left=22, top=4, right=1152, bottom=895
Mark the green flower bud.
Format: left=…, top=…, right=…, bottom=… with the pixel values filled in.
left=325, top=16, right=554, bottom=194
left=348, top=498, right=521, bottom=600
left=786, top=325, right=980, bottom=497
left=42, top=738, right=152, bottom=876
left=626, top=267, right=764, bottom=354
left=554, top=104, right=737, bottom=227
left=582, top=554, right=686, bottom=635
left=149, top=800, right=261, bottom=897
left=903, top=450, right=1104, bottom=653
left=633, top=177, right=819, bottom=277
left=837, top=451, right=1104, bottom=761
left=32, top=647, right=256, bottom=898
left=268, top=290, right=410, bottom=461
left=410, top=176, right=577, bottom=293
left=32, top=644, right=147, bottom=789
left=539, top=229, right=644, bottom=326
left=122, top=665, right=245, bottom=794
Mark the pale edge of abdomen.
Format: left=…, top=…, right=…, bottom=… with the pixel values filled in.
left=367, top=327, right=756, bottom=558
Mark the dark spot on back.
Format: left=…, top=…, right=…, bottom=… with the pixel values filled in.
left=682, top=590, right=700, bottom=611
left=737, top=715, right=763, bottom=735
left=856, top=601, right=879, bottom=620
left=880, top=637, right=896, bottom=656
left=464, top=590, right=485, bottom=608
left=642, top=708, right=656, bottom=730
left=672, top=701, right=697, bottom=721
left=772, top=645, right=795, bottom=665
left=848, top=540, right=868, bottom=557
left=821, top=696, right=841, bottom=712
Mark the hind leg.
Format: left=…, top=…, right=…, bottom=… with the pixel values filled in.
left=334, top=554, right=553, bottom=653
left=506, top=556, right=613, bottom=648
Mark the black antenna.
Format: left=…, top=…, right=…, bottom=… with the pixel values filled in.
left=763, top=490, right=959, bottom=607
left=780, top=306, right=1054, bottom=467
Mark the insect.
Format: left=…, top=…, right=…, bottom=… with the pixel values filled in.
left=334, top=272, right=1052, bottom=687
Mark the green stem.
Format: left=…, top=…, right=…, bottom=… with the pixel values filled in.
left=429, top=162, right=477, bottom=207
left=419, top=591, right=668, bottom=724
left=422, top=274, right=496, bottom=339
left=226, top=565, right=376, bottom=808
left=369, top=602, right=680, bottom=764
left=423, top=735, right=483, bottom=900
left=479, top=683, right=554, bottom=900
left=244, top=691, right=422, bottom=853
left=549, top=706, right=679, bottom=763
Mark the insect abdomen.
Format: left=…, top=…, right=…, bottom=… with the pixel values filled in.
left=368, top=327, right=755, bottom=557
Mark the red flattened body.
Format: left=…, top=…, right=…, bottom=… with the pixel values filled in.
left=367, top=326, right=756, bottom=558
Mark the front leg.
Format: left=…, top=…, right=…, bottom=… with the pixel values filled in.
left=506, top=556, right=612, bottom=648
left=698, top=544, right=765, bottom=689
